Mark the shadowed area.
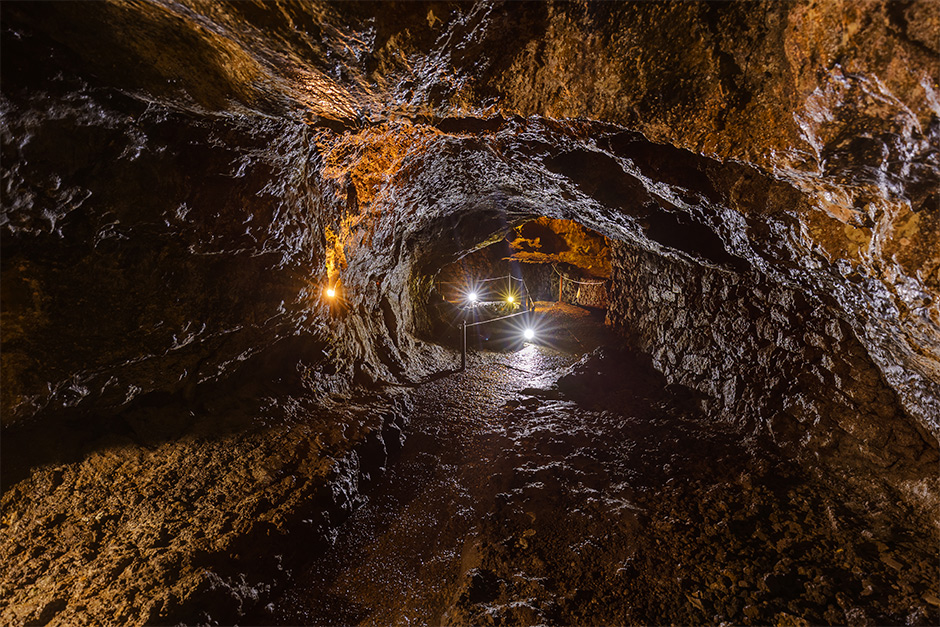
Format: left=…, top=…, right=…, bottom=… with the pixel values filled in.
left=267, top=308, right=937, bottom=626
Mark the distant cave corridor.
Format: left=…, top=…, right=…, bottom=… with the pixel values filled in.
left=427, top=218, right=611, bottom=349
left=1, top=2, right=939, bottom=626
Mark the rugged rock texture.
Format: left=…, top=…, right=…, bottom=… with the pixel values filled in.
left=4, top=0, right=937, bottom=430
left=509, top=217, right=611, bottom=278
left=1, top=389, right=409, bottom=625
left=2, top=0, right=939, bottom=624
left=0, top=91, right=328, bottom=425
left=608, top=243, right=939, bottom=523
left=270, top=323, right=938, bottom=627
left=442, top=348, right=938, bottom=626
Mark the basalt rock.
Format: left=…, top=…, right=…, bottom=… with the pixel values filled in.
left=509, top=217, right=611, bottom=278
left=1, top=0, right=938, bottom=624
left=607, top=243, right=939, bottom=524
left=3, top=0, right=937, bottom=432
left=1, top=388, right=410, bottom=626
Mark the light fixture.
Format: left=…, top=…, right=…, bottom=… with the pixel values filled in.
left=506, top=295, right=515, bottom=304
left=326, top=287, right=336, bottom=298
left=523, top=328, right=535, bottom=340
left=468, top=292, right=478, bottom=302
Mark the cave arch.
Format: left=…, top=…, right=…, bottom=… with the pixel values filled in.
left=2, top=2, right=938, bottom=624
left=315, top=124, right=938, bottom=532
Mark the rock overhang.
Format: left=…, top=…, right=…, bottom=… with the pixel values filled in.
left=1, top=0, right=938, bottom=439
left=2, top=3, right=939, bottom=624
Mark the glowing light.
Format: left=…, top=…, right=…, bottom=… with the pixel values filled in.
left=468, top=292, right=478, bottom=302
left=326, top=287, right=336, bottom=298
left=506, top=295, right=515, bottom=304
left=524, top=328, right=535, bottom=340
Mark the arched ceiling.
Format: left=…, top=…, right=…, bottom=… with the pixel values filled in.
left=1, top=1, right=938, bottom=433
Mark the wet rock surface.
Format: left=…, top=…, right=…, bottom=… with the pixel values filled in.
left=267, top=304, right=604, bottom=626
left=2, top=1, right=939, bottom=624
left=3, top=0, right=938, bottom=434
left=608, top=243, right=940, bottom=524
left=508, top=217, right=611, bottom=279
left=267, top=308, right=938, bottom=626
left=0, top=385, right=409, bottom=626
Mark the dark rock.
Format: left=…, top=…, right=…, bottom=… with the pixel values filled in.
left=1, top=1, right=938, bottom=624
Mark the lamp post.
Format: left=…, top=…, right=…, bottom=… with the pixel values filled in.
left=461, top=319, right=467, bottom=371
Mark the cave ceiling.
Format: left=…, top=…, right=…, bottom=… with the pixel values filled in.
left=1, top=1, right=938, bottom=434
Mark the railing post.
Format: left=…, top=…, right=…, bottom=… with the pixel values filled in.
left=461, top=319, right=467, bottom=371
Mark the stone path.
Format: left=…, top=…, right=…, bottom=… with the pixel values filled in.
left=268, top=304, right=602, bottom=625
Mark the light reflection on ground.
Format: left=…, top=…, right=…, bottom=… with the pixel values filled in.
left=265, top=302, right=939, bottom=626
left=268, top=304, right=608, bottom=626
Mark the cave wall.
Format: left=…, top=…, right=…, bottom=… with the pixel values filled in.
left=608, top=242, right=939, bottom=521
left=509, top=216, right=611, bottom=278
left=0, top=58, right=421, bottom=621
left=3, top=0, right=937, bottom=437
left=0, top=65, right=339, bottom=426
left=2, top=1, right=939, bottom=623
left=0, top=43, right=426, bottom=427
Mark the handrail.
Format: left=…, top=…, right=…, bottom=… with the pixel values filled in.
left=464, top=309, right=530, bottom=328
left=477, top=275, right=526, bottom=283
left=436, top=274, right=525, bottom=287
left=436, top=272, right=534, bottom=310
left=552, top=264, right=607, bottom=286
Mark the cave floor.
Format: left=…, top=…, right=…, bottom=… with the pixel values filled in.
left=262, top=303, right=939, bottom=626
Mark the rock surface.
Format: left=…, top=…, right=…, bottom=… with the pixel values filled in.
left=1, top=386, right=409, bottom=626
left=265, top=310, right=938, bottom=627
left=443, top=348, right=938, bottom=626
left=1, top=1, right=938, bottom=624
left=607, top=242, right=940, bottom=524
left=509, top=217, right=611, bottom=278
left=3, top=0, right=938, bottom=431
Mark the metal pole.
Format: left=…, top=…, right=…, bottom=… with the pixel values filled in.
left=461, top=319, right=467, bottom=371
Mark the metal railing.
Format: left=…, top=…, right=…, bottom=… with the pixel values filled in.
left=552, top=264, right=609, bottom=306
left=439, top=274, right=534, bottom=370
left=460, top=308, right=532, bottom=370
left=441, top=268, right=607, bottom=369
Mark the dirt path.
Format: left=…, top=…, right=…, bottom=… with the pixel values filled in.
left=267, top=305, right=607, bottom=625
left=266, top=305, right=939, bottom=626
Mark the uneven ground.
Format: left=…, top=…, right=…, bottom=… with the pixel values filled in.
left=2, top=3, right=938, bottom=623
left=266, top=305, right=939, bottom=626
left=0, top=377, right=411, bottom=626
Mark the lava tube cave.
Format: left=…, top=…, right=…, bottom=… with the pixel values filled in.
left=1, top=1, right=938, bottom=626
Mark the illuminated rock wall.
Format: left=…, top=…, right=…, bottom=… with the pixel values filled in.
left=608, top=242, right=939, bottom=521
left=2, top=1, right=938, bottom=624
left=3, top=0, right=937, bottom=436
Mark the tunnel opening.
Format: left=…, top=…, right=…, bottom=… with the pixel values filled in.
left=423, top=217, right=611, bottom=354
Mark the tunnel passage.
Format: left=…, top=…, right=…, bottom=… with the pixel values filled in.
left=427, top=217, right=612, bottom=348
left=396, top=195, right=939, bottom=501
left=2, top=1, right=939, bottom=626
left=416, top=218, right=611, bottom=360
